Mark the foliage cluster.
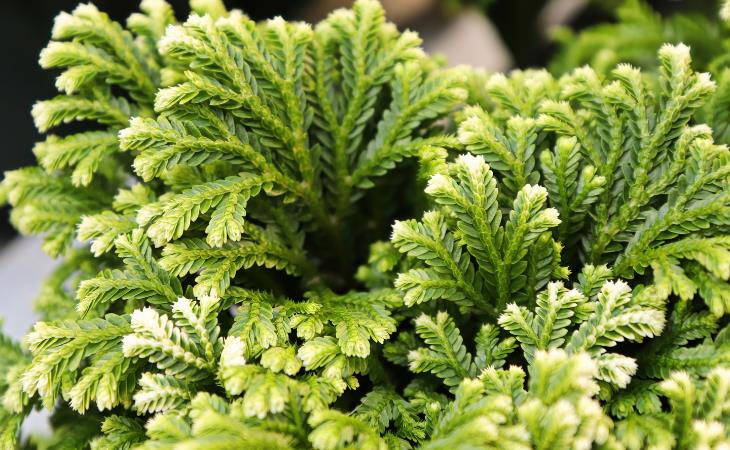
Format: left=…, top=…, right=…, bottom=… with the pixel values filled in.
left=0, top=0, right=729, bottom=449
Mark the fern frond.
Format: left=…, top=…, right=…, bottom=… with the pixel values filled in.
left=122, top=303, right=216, bottom=381
left=499, top=281, right=587, bottom=362
left=395, top=153, right=563, bottom=314
left=564, top=281, right=664, bottom=387
left=427, top=154, right=561, bottom=308
left=458, top=106, right=541, bottom=199
left=23, top=314, right=131, bottom=409
left=159, top=228, right=306, bottom=298
left=69, top=348, right=138, bottom=413
left=408, top=312, right=475, bottom=388
left=90, top=415, right=146, bottom=450
left=392, top=211, right=482, bottom=309
left=138, top=173, right=264, bottom=248
left=308, top=409, right=387, bottom=450
left=77, top=230, right=180, bottom=317
left=473, top=323, right=516, bottom=371
left=3, top=167, right=111, bottom=256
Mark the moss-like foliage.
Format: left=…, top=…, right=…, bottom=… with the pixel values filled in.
left=0, top=1, right=729, bottom=449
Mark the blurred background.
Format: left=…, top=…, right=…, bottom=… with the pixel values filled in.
left=0, top=0, right=724, bottom=433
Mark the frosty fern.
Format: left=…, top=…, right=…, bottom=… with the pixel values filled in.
left=0, top=0, right=729, bottom=449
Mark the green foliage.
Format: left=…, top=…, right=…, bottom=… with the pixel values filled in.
left=0, top=323, right=29, bottom=450
left=612, top=367, right=730, bottom=449
left=1, top=0, right=169, bottom=258
left=551, top=0, right=730, bottom=148
left=458, top=43, right=730, bottom=314
left=1, top=1, right=730, bottom=449
left=22, top=313, right=133, bottom=411
left=117, top=0, right=465, bottom=287
left=550, top=0, right=724, bottom=76
left=387, top=43, right=729, bottom=449
left=418, top=349, right=613, bottom=450
left=408, top=311, right=477, bottom=388
left=392, top=153, right=566, bottom=313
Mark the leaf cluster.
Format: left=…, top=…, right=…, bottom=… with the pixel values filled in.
left=1, top=1, right=729, bottom=449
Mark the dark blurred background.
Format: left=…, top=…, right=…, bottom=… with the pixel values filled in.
left=0, top=0, right=721, bottom=242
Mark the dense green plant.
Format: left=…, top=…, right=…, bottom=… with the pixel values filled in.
left=550, top=0, right=726, bottom=76
left=550, top=0, right=730, bottom=144
left=0, top=1, right=729, bottom=449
